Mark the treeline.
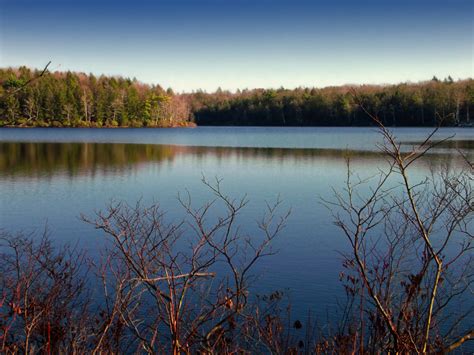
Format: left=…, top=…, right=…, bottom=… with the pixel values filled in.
left=0, top=67, right=192, bottom=127
left=1, top=66, right=473, bottom=127
left=192, top=78, right=473, bottom=126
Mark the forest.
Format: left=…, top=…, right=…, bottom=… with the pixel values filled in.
left=0, top=67, right=192, bottom=128
left=0, top=66, right=473, bottom=127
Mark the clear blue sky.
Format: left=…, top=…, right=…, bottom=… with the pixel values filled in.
left=1, top=0, right=472, bottom=91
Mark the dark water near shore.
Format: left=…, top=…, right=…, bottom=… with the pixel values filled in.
left=1, top=126, right=473, bottom=322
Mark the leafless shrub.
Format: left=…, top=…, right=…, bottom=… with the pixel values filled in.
left=320, top=108, right=473, bottom=352
left=0, top=230, right=90, bottom=353
left=82, top=177, right=289, bottom=353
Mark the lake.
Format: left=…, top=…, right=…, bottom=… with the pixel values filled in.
left=1, top=126, right=473, bottom=322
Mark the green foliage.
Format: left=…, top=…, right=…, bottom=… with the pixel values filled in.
left=0, top=68, right=191, bottom=127
left=0, top=67, right=472, bottom=127
left=193, top=80, right=474, bottom=126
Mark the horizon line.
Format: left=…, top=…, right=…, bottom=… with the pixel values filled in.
left=2, top=63, right=472, bottom=94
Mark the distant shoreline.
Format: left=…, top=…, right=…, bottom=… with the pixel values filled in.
left=1, top=67, right=472, bottom=128
left=1, top=123, right=472, bottom=129
left=1, top=122, right=198, bottom=129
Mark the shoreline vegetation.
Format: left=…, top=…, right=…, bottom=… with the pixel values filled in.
left=1, top=66, right=472, bottom=128
left=0, top=122, right=198, bottom=129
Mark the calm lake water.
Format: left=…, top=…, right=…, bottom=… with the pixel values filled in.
left=1, top=126, right=473, bottom=321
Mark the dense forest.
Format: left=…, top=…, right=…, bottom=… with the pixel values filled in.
left=0, top=67, right=192, bottom=128
left=0, top=66, right=472, bottom=127
left=193, top=78, right=473, bottom=126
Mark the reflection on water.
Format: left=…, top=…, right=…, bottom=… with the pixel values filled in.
left=0, top=142, right=469, bottom=179
left=0, top=128, right=472, bottom=326
left=0, top=142, right=178, bottom=177
left=1, top=127, right=473, bottom=150
left=401, top=139, right=474, bottom=151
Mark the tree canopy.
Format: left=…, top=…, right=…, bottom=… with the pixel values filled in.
left=191, top=79, right=473, bottom=127
left=0, top=67, right=191, bottom=128
left=1, top=67, right=472, bottom=127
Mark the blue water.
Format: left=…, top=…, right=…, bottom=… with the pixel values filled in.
left=0, top=126, right=472, bottom=324
left=1, top=126, right=472, bottom=149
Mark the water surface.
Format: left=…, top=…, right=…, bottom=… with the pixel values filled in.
left=1, top=127, right=472, bottom=321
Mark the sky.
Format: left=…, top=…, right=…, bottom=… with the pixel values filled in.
left=0, top=0, right=473, bottom=92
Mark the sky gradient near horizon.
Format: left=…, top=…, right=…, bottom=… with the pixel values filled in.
left=1, top=0, right=473, bottom=91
